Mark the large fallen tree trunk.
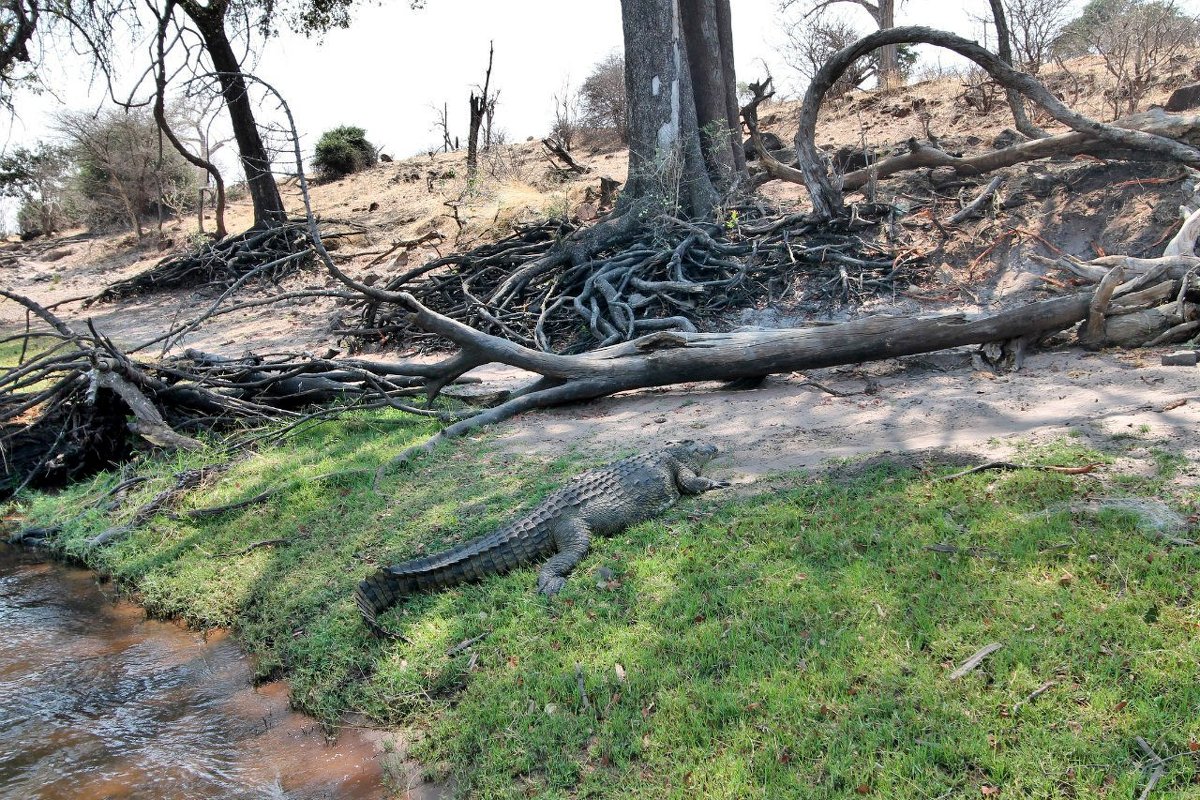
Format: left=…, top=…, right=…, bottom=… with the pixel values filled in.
left=321, top=240, right=1200, bottom=473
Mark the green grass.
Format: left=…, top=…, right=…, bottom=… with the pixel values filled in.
left=9, top=423, right=1200, bottom=799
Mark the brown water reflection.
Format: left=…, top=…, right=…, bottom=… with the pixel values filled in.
left=0, top=544, right=387, bottom=799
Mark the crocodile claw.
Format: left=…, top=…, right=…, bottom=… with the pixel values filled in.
left=538, top=575, right=566, bottom=595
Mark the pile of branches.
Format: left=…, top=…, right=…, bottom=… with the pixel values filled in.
left=350, top=207, right=923, bottom=353
left=87, top=220, right=314, bottom=304
left=0, top=289, right=467, bottom=498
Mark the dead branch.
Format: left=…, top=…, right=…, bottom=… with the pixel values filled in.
left=836, top=111, right=1200, bottom=196
left=1081, top=266, right=1126, bottom=348
left=542, top=137, right=589, bottom=175
left=934, top=461, right=1102, bottom=482
left=795, top=26, right=1200, bottom=218
left=946, top=176, right=1005, bottom=225
left=1135, top=737, right=1166, bottom=800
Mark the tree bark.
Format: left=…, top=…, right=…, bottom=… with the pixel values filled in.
left=681, top=0, right=743, bottom=188
left=180, top=0, right=285, bottom=228
left=619, top=0, right=746, bottom=218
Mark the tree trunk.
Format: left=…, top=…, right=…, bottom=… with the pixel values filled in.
left=466, top=41, right=494, bottom=182
left=988, top=0, right=1046, bottom=139
left=619, top=0, right=746, bottom=218
left=182, top=3, right=285, bottom=229
left=153, top=0, right=227, bottom=238
left=680, top=0, right=743, bottom=188
left=876, top=0, right=900, bottom=89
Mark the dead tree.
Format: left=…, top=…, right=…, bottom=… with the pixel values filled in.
left=791, top=26, right=1200, bottom=219
left=466, top=40, right=495, bottom=181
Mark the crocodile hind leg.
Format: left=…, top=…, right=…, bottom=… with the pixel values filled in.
left=537, top=517, right=591, bottom=596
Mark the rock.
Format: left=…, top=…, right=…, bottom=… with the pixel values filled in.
left=379, top=153, right=393, bottom=162
left=1166, top=83, right=1200, bottom=112
left=1162, top=350, right=1198, bottom=366
left=743, top=132, right=784, bottom=160
left=574, top=202, right=599, bottom=222
left=368, top=201, right=379, bottom=212
left=992, top=128, right=1025, bottom=149
left=37, top=247, right=74, bottom=262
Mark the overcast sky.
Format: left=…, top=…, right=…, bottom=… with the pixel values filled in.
left=3, top=0, right=1002, bottom=166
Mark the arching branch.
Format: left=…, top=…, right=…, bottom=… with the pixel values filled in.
left=796, top=26, right=1200, bottom=219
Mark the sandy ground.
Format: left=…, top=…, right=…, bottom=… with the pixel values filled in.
left=461, top=346, right=1199, bottom=492
left=4, top=51, right=1199, bottom=497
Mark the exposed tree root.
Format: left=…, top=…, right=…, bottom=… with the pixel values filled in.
left=345, top=205, right=921, bottom=353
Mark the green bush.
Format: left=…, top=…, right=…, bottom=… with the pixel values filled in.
left=313, top=125, right=376, bottom=180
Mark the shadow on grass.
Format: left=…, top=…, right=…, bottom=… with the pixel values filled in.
left=21, top=423, right=1200, bottom=799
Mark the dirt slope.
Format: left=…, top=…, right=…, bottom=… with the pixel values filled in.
left=2, top=57, right=1200, bottom=492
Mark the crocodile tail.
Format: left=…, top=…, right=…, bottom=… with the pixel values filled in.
left=355, top=569, right=415, bottom=637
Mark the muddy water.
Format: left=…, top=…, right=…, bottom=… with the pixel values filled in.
left=0, top=545, right=387, bottom=800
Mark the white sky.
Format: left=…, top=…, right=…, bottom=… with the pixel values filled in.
left=3, top=0, right=995, bottom=168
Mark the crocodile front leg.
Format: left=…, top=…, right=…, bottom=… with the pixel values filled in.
left=677, top=470, right=730, bottom=495
left=537, top=516, right=591, bottom=595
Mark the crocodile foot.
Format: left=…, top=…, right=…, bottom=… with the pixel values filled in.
left=537, top=574, right=566, bottom=595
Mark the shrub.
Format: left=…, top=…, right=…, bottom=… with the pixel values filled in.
left=313, top=125, right=377, bottom=180
left=1054, top=0, right=1200, bottom=116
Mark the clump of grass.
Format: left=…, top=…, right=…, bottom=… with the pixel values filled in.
left=10, top=430, right=1200, bottom=798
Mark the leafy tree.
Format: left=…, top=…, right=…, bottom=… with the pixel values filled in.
left=0, top=0, right=37, bottom=107
left=0, top=143, right=75, bottom=236
left=313, top=125, right=376, bottom=180
left=57, top=107, right=198, bottom=237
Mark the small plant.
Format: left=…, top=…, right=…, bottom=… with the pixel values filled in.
left=312, top=125, right=377, bottom=181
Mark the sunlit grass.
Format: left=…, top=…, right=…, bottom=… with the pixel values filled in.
left=11, top=425, right=1200, bottom=798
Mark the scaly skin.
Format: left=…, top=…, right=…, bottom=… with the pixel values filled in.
left=355, top=441, right=726, bottom=636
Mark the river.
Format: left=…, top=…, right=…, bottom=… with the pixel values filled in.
left=0, top=544, right=389, bottom=799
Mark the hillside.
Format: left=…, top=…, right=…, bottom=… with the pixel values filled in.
left=3, top=53, right=1196, bottom=355
left=4, top=50, right=1200, bottom=800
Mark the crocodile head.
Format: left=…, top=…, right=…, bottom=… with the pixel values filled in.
left=666, top=440, right=719, bottom=470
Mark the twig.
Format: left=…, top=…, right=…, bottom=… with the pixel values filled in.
left=924, top=543, right=997, bottom=558
left=946, top=176, right=1005, bottom=225
left=234, top=538, right=287, bottom=555
left=446, top=631, right=490, bottom=657
left=1135, top=737, right=1166, bottom=800
left=575, top=663, right=590, bottom=711
left=1012, top=680, right=1056, bottom=714
left=948, top=642, right=1003, bottom=680
left=935, top=462, right=1102, bottom=481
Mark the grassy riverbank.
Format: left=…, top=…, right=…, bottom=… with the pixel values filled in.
left=8, top=415, right=1200, bottom=798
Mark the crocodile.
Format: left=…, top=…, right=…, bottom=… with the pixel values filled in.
left=355, top=440, right=726, bottom=636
